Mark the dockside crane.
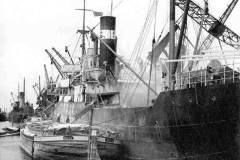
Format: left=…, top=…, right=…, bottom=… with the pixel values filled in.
left=175, top=0, right=240, bottom=49
left=199, top=0, right=238, bottom=51
left=44, top=49, right=66, bottom=79
left=52, top=47, right=70, bottom=65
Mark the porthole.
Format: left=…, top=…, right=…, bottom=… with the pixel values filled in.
left=188, top=96, right=193, bottom=103
left=211, top=96, right=216, bottom=102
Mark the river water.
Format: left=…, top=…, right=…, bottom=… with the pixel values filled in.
left=0, top=121, right=32, bottom=160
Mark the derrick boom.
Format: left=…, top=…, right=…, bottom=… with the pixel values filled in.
left=52, top=47, right=70, bottom=65
left=44, top=64, right=50, bottom=87
left=44, top=49, right=66, bottom=78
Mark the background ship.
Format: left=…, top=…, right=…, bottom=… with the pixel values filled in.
left=0, top=108, right=7, bottom=122
left=37, top=0, right=240, bottom=159
left=9, top=78, right=34, bottom=124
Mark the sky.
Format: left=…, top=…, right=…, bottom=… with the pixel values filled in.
left=0, top=0, right=239, bottom=111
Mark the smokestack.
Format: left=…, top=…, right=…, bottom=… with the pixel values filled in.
left=99, top=16, right=117, bottom=74
left=19, top=78, right=26, bottom=107
left=39, top=75, right=41, bottom=94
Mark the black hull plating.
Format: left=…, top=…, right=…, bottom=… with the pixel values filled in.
left=155, top=83, right=240, bottom=159
left=79, top=83, right=240, bottom=159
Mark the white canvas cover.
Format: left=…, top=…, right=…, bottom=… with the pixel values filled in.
left=61, top=64, right=81, bottom=73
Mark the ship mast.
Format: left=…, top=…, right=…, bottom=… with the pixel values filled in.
left=173, top=0, right=190, bottom=75
left=169, top=0, right=176, bottom=89
left=39, top=75, right=41, bottom=96
left=23, top=77, right=25, bottom=104
left=82, top=0, right=86, bottom=56
left=110, top=0, right=113, bottom=16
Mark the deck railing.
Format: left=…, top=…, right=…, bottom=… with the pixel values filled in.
left=162, top=62, right=240, bottom=91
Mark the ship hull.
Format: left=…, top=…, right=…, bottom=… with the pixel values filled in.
left=54, top=82, right=240, bottom=159
left=20, top=129, right=120, bottom=160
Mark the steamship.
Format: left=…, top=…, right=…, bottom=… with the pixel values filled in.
left=9, top=79, right=34, bottom=125
left=22, top=0, right=240, bottom=159
left=0, top=108, right=7, bottom=122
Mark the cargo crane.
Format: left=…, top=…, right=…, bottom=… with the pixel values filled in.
left=182, top=0, right=239, bottom=70
left=44, top=64, right=50, bottom=87
left=44, top=49, right=66, bottom=79
left=52, top=47, right=70, bottom=65
left=65, top=46, right=75, bottom=64
left=175, top=0, right=240, bottom=50
left=199, top=0, right=238, bottom=51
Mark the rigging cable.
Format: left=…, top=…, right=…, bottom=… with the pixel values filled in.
left=127, top=1, right=157, bottom=77
left=147, top=0, right=159, bottom=106
left=120, top=1, right=156, bottom=95
left=128, top=0, right=154, bottom=64
left=120, top=0, right=156, bottom=87
left=124, top=12, right=184, bottom=98
left=71, top=33, right=82, bottom=61
left=127, top=0, right=156, bottom=66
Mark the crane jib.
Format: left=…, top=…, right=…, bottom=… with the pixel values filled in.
left=175, top=0, right=240, bottom=49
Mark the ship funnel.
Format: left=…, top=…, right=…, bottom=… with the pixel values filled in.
left=99, top=16, right=117, bottom=74
left=20, top=78, right=26, bottom=107
left=19, top=92, right=25, bottom=107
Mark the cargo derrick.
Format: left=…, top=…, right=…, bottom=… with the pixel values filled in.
left=44, top=64, right=50, bottom=87
left=44, top=49, right=67, bottom=79
left=65, top=46, right=75, bottom=64
left=52, top=47, right=71, bottom=65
